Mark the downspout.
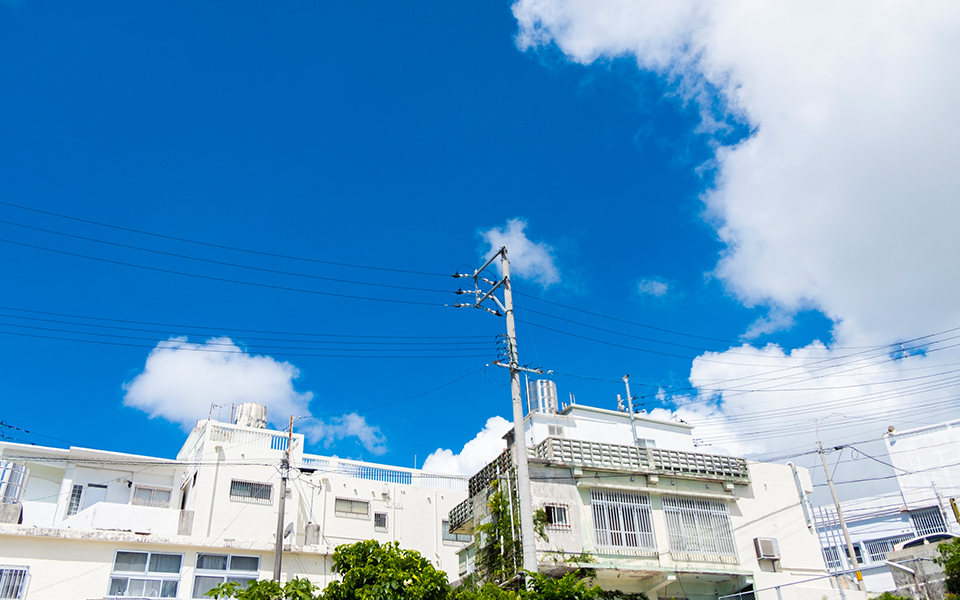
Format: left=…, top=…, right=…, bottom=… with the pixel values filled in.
left=787, top=462, right=814, bottom=528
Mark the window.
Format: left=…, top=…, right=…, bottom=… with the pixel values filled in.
left=335, top=498, right=369, bottom=519
left=132, top=486, right=172, bottom=508
left=864, top=535, right=914, bottom=563
left=911, top=508, right=947, bottom=536
left=822, top=546, right=842, bottom=571
left=0, top=566, right=29, bottom=600
left=442, top=520, right=471, bottom=543
left=230, top=480, right=272, bottom=504
left=192, top=554, right=259, bottom=598
left=591, top=490, right=655, bottom=553
left=107, top=551, right=182, bottom=598
left=662, top=496, right=736, bottom=558
left=66, top=484, right=83, bottom=517
left=548, top=425, right=564, bottom=437
left=374, top=512, right=388, bottom=532
left=544, top=505, right=569, bottom=528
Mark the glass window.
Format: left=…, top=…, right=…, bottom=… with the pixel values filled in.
left=194, top=554, right=260, bottom=598
left=132, top=486, right=172, bottom=508
left=544, top=505, right=569, bottom=527
left=0, top=566, right=29, bottom=599
left=374, top=512, right=388, bottom=531
left=108, top=551, right=182, bottom=598
left=193, top=576, right=223, bottom=598
left=230, top=480, right=272, bottom=503
left=335, top=498, right=369, bottom=517
left=662, top=496, right=736, bottom=558
left=196, top=554, right=228, bottom=571
left=229, top=556, right=259, bottom=573
left=66, top=484, right=83, bottom=517
left=442, top=520, right=471, bottom=543
left=591, top=490, right=656, bottom=552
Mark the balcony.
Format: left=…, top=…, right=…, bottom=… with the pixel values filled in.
left=61, top=502, right=181, bottom=535
left=532, top=437, right=749, bottom=483
left=448, top=497, right=474, bottom=534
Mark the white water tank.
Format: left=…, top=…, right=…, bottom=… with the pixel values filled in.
left=235, top=403, right=268, bottom=429
left=527, top=379, right=558, bottom=414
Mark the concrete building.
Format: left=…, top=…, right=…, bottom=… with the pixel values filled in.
left=449, top=398, right=830, bottom=600
left=0, top=406, right=469, bottom=599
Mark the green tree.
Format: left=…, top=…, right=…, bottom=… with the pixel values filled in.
left=205, top=577, right=318, bottom=599
left=322, top=540, right=452, bottom=600
left=935, top=538, right=960, bottom=594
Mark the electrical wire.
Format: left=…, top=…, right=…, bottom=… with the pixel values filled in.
left=0, top=201, right=449, bottom=277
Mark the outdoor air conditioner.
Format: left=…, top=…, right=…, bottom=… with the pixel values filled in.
left=754, top=537, right=781, bottom=560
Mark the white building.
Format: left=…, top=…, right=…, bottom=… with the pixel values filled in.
left=0, top=406, right=469, bottom=600
left=450, top=397, right=830, bottom=600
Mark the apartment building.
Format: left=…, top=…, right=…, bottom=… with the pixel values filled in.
left=0, top=404, right=469, bottom=599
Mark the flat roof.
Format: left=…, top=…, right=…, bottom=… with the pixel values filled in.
left=550, top=403, right=695, bottom=430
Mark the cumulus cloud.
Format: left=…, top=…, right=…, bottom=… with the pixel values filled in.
left=636, top=278, right=669, bottom=298
left=479, top=218, right=560, bottom=288
left=422, top=416, right=512, bottom=475
left=511, top=0, right=960, bottom=479
left=123, top=337, right=386, bottom=454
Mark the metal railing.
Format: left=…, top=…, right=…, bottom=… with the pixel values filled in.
left=208, top=424, right=289, bottom=451
left=530, top=437, right=749, bottom=482
left=0, top=462, right=28, bottom=504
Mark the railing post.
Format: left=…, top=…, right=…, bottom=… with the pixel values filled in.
left=775, top=586, right=783, bottom=600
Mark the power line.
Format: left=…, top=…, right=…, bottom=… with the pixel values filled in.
left=0, top=201, right=449, bottom=277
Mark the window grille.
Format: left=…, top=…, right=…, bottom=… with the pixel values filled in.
left=544, top=504, right=570, bottom=528
left=132, top=486, right=172, bottom=508
left=442, top=519, right=471, bottom=543
left=864, top=535, right=914, bottom=563
left=229, top=480, right=272, bottom=504
left=590, top=489, right=656, bottom=553
left=108, top=551, right=182, bottom=598
left=911, top=508, right=947, bottom=536
left=822, top=546, right=842, bottom=571
left=374, top=512, right=388, bottom=531
left=548, top=425, right=564, bottom=437
left=193, top=554, right=259, bottom=598
left=66, top=484, right=83, bottom=516
left=334, top=498, right=369, bottom=518
left=662, top=496, right=736, bottom=558
left=0, top=566, right=28, bottom=600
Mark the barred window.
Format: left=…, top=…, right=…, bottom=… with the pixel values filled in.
left=822, top=546, right=842, bottom=571
left=374, top=512, right=388, bottom=531
left=590, top=489, right=655, bottom=553
left=66, top=484, right=83, bottom=517
left=132, top=486, right=172, bottom=508
left=335, top=498, right=369, bottom=518
left=108, top=551, right=182, bottom=598
left=544, top=504, right=569, bottom=528
left=911, top=508, right=947, bottom=536
left=662, top=496, right=736, bottom=557
left=864, top=535, right=914, bottom=563
left=0, top=566, right=29, bottom=600
left=230, top=480, right=272, bottom=504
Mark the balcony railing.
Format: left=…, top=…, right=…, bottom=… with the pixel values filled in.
left=208, top=424, right=289, bottom=451
left=448, top=497, right=474, bottom=534
left=531, top=437, right=749, bottom=482
left=299, top=455, right=468, bottom=491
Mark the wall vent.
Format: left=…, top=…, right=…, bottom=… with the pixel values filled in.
left=548, top=425, right=564, bottom=437
left=754, top=537, right=780, bottom=560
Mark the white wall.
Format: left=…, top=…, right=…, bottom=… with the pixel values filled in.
left=525, top=405, right=695, bottom=452
left=886, top=420, right=960, bottom=510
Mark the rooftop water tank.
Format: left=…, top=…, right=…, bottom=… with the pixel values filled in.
left=235, top=403, right=268, bottom=429
left=527, top=379, right=558, bottom=414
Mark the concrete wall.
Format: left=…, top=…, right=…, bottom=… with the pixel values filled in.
left=525, top=405, right=695, bottom=452
left=886, top=420, right=960, bottom=515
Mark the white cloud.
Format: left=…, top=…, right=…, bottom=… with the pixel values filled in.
left=422, top=416, right=512, bottom=476
left=511, top=0, right=960, bottom=478
left=479, top=218, right=560, bottom=288
left=637, top=278, right=669, bottom=298
left=123, top=337, right=386, bottom=454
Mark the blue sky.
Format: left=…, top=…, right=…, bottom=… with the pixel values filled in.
left=3, top=1, right=960, bottom=502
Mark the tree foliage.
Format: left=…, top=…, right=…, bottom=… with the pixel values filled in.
left=324, top=540, right=451, bottom=600
left=935, top=538, right=960, bottom=594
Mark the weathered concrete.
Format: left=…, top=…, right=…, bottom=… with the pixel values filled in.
left=0, top=502, right=21, bottom=524
left=305, top=522, right=321, bottom=545
left=178, top=509, right=194, bottom=535
left=886, top=542, right=947, bottom=599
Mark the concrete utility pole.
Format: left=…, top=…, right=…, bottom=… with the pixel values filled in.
left=815, top=417, right=863, bottom=589
left=623, top=375, right=639, bottom=447
left=455, top=246, right=542, bottom=580
left=273, top=415, right=293, bottom=581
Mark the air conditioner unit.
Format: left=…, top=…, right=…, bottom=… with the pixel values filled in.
left=754, top=537, right=781, bottom=560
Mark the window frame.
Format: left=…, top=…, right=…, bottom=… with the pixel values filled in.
left=543, top=504, right=570, bottom=529
left=229, top=479, right=273, bottom=505
left=334, top=497, right=370, bottom=519
left=0, top=565, right=29, bottom=600
left=131, top=485, right=173, bottom=508
left=192, top=554, right=260, bottom=599
left=374, top=511, right=389, bottom=532
left=65, top=484, right=83, bottom=517
left=662, top=496, right=737, bottom=559
left=590, top=489, right=656, bottom=554
left=107, top=550, right=183, bottom=599
left=442, top=519, right=471, bottom=543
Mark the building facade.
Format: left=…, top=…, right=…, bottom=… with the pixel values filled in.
left=449, top=402, right=829, bottom=600
left=0, top=409, right=469, bottom=599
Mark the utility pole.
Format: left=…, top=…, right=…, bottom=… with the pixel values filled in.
left=455, top=246, right=542, bottom=580
left=273, top=415, right=293, bottom=581
left=815, top=418, right=863, bottom=590
left=623, top=375, right=639, bottom=447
